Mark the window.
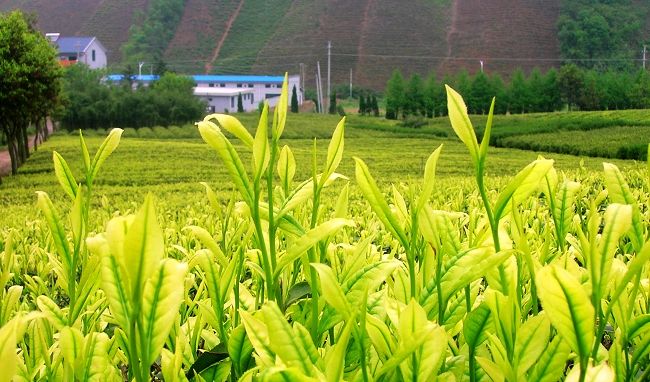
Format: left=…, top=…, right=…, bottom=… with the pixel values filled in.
left=251, top=94, right=254, bottom=104
left=236, top=83, right=242, bottom=88
left=209, top=83, right=214, bottom=87
left=265, top=84, right=271, bottom=88
left=220, top=83, right=226, bottom=87
left=248, top=84, right=254, bottom=88
left=208, top=98, right=213, bottom=101
left=231, top=97, right=235, bottom=108
left=92, top=50, right=96, bottom=61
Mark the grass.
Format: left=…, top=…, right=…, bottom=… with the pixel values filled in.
left=1, top=112, right=641, bottom=229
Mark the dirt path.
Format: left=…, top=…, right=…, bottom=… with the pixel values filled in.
left=0, top=121, right=54, bottom=177
left=204, top=0, right=244, bottom=73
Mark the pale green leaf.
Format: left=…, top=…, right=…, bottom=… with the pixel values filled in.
left=36, top=295, right=66, bottom=330
left=203, top=114, right=253, bottom=148
left=463, top=302, right=492, bottom=349
left=416, top=145, right=443, bottom=212
left=354, top=157, right=409, bottom=249
left=184, top=225, right=228, bottom=269
left=272, top=74, right=289, bottom=140
left=515, top=314, right=550, bottom=375
left=277, top=145, right=296, bottom=191
left=323, top=117, right=345, bottom=184
left=140, top=259, right=188, bottom=366
left=493, top=159, right=554, bottom=221
left=528, top=335, right=571, bottom=382
left=603, top=162, right=644, bottom=250
left=79, top=130, right=91, bottom=174
left=324, top=317, right=354, bottom=382
left=240, top=310, right=275, bottom=366
left=60, top=326, right=84, bottom=372
left=478, top=97, right=495, bottom=162
left=197, top=120, right=253, bottom=204
left=445, top=85, right=479, bottom=164
left=311, top=263, right=351, bottom=317
left=53, top=151, right=78, bottom=199
left=123, top=195, right=164, bottom=297
left=592, top=203, right=631, bottom=298
left=536, top=265, right=594, bottom=363
left=90, top=128, right=122, bottom=181
left=253, top=102, right=270, bottom=180
left=275, top=218, right=353, bottom=276
left=440, top=247, right=512, bottom=301
left=36, top=191, right=72, bottom=275
left=228, top=324, right=253, bottom=376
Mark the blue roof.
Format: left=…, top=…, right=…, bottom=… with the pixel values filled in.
left=191, top=75, right=284, bottom=83
left=56, top=37, right=94, bottom=54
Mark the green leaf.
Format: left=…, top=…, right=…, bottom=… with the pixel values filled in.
left=463, top=302, right=492, bottom=349
left=324, top=317, right=354, bottom=382
left=354, top=157, right=409, bottom=249
left=36, top=191, right=72, bottom=276
left=79, top=130, right=91, bottom=175
left=228, top=325, right=253, bottom=377
left=187, top=343, right=229, bottom=379
left=366, top=313, right=394, bottom=360
left=123, top=194, right=164, bottom=298
left=528, top=335, right=571, bottom=382
left=60, top=326, right=84, bottom=373
left=440, top=247, right=512, bottom=301
left=478, top=97, right=495, bottom=163
left=311, top=263, right=351, bottom=317
left=445, top=85, right=479, bottom=165
left=277, top=145, right=296, bottom=191
left=197, top=120, right=253, bottom=204
left=603, top=162, right=644, bottom=250
left=36, top=295, right=66, bottom=330
left=0, top=317, right=28, bottom=382
left=203, top=114, right=254, bottom=148
left=52, top=151, right=78, bottom=199
left=416, top=145, right=443, bottom=212
left=140, top=259, right=188, bottom=366
left=591, top=203, right=631, bottom=298
left=514, top=314, right=550, bottom=375
left=334, top=183, right=349, bottom=219
left=184, top=226, right=228, bottom=269
left=275, top=218, right=353, bottom=277
left=240, top=310, right=275, bottom=366
left=554, top=180, right=581, bottom=242
left=262, top=302, right=315, bottom=375
left=536, top=265, right=594, bottom=364
left=253, top=102, right=270, bottom=180
left=272, top=74, right=289, bottom=140
left=610, top=241, right=650, bottom=307
left=283, top=281, right=311, bottom=311
left=493, top=159, right=554, bottom=221
left=88, top=233, right=131, bottom=330
left=90, top=128, right=122, bottom=182
left=322, top=117, right=345, bottom=185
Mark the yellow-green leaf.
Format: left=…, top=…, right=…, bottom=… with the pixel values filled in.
left=493, top=159, right=554, bottom=221
left=253, top=103, right=270, bottom=180
left=90, top=128, right=122, bottom=181
left=536, top=265, right=594, bottom=363
left=203, top=114, right=253, bottom=148
left=445, top=85, right=479, bottom=165
left=323, top=117, right=345, bottom=184
left=311, top=263, right=351, bottom=318
left=277, top=145, right=296, bottom=191
left=53, top=151, right=78, bottom=199
left=416, top=145, right=442, bottom=212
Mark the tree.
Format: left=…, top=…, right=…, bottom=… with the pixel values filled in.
left=329, top=91, right=337, bottom=114
left=358, top=95, right=366, bottom=115
left=404, top=74, right=425, bottom=117
left=385, top=70, right=405, bottom=119
left=558, top=64, right=584, bottom=111
left=371, top=95, right=379, bottom=117
left=290, top=85, right=299, bottom=113
left=541, top=68, right=562, bottom=112
left=0, top=10, right=62, bottom=178
left=508, top=69, right=530, bottom=113
left=469, top=71, right=494, bottom=114
left=237, top=93, right=244, bottom=112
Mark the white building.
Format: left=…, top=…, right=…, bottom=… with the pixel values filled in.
left=192, top=74, right=303, bottom=111
left=48, top=34, right=108, bottom=69
left=194, top=87, right=257, bottom=113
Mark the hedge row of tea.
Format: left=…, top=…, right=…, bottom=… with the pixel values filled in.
left=1, top=83, right=649, bottom=381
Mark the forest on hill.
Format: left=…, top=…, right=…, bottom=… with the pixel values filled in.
left=1, top=0, right=649, bottom=89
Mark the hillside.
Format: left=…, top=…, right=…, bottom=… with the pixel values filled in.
left=2, top=0, right=648, bottom=89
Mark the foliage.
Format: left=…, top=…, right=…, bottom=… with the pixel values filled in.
left=385, top=70, right=405, bottom=120
left=121, top=0, right=186, bottom=64
left=3, top=81, right=650, bottom=381
left=329, top=91, right=337, bottom=114
left=291, top=85, right=299, bottom=113
left=237, top=93, right=244, bottom=113
left=0, top=10, right=62, bottom=177
left=60, top=66, right=205, bottom=129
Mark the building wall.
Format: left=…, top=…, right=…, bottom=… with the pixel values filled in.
left=194, top=75, right=303, bottom=107
left=81, top=40, right=107, bottom=69
left=199, top=92, right=258, bottom=113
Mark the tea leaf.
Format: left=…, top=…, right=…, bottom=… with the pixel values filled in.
left=276, top=218, right=353, bottom=276
left=323, top=117, right=345, bottom=184
left=90, top=128, right=122, bottom=182
left=204, top=114, right=253, bottom=148
left=416, top=145, right=443, bottom=212
left=240, top=310, right=275, bottom=366
left=324, top=317, right=354, bottom=382
left=493, top=159, right=554, bottom=221
left=591, top=203, right=631, bottom=298
left=463, top=302, right=492, bottom=349
left=478, top=97, right=496, bottom=163
left=536, top=265, right=594, bottom=363
left=123, top=195, right=164, bottom=297
left=52, top=151, right=78, bottom=199
left=140, top=259, right=188, bottom=366
left=36, top=192, right=72, bottom=275
left=184, top=225, right=228, bottom=269
left=252, top=102, right=270, bottom=180
left=440, top=247, right=512, bottom=301
left=445, top=85, right=479, bottom=165
left=272, top=74, right=289, bottom=140
left=603, top=162, right=644, bottom=250
left=228, top=325, right=253, bottom=376
left=311, top=263, right=351, bottom=317
left=528, top=335, right=571, bottom=382
left=277, top=145, right=296, bottom=191
left=354, top=157, right=409, bottom=248
left=36, top=295, right=66, bottom=330
left=515, top=314, right=550, bottom=375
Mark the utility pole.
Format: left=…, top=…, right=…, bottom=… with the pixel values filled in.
left=327, top=41, right=331, bottom=113
left=138, top=61, right=144, bottom=78
left=299, top=63, right=305, bottom=103
left=480, top=60, right=484, bottom=73
left=317, top=62, right=324, bottom=114
left=644, top=45, right=647, bottom=70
